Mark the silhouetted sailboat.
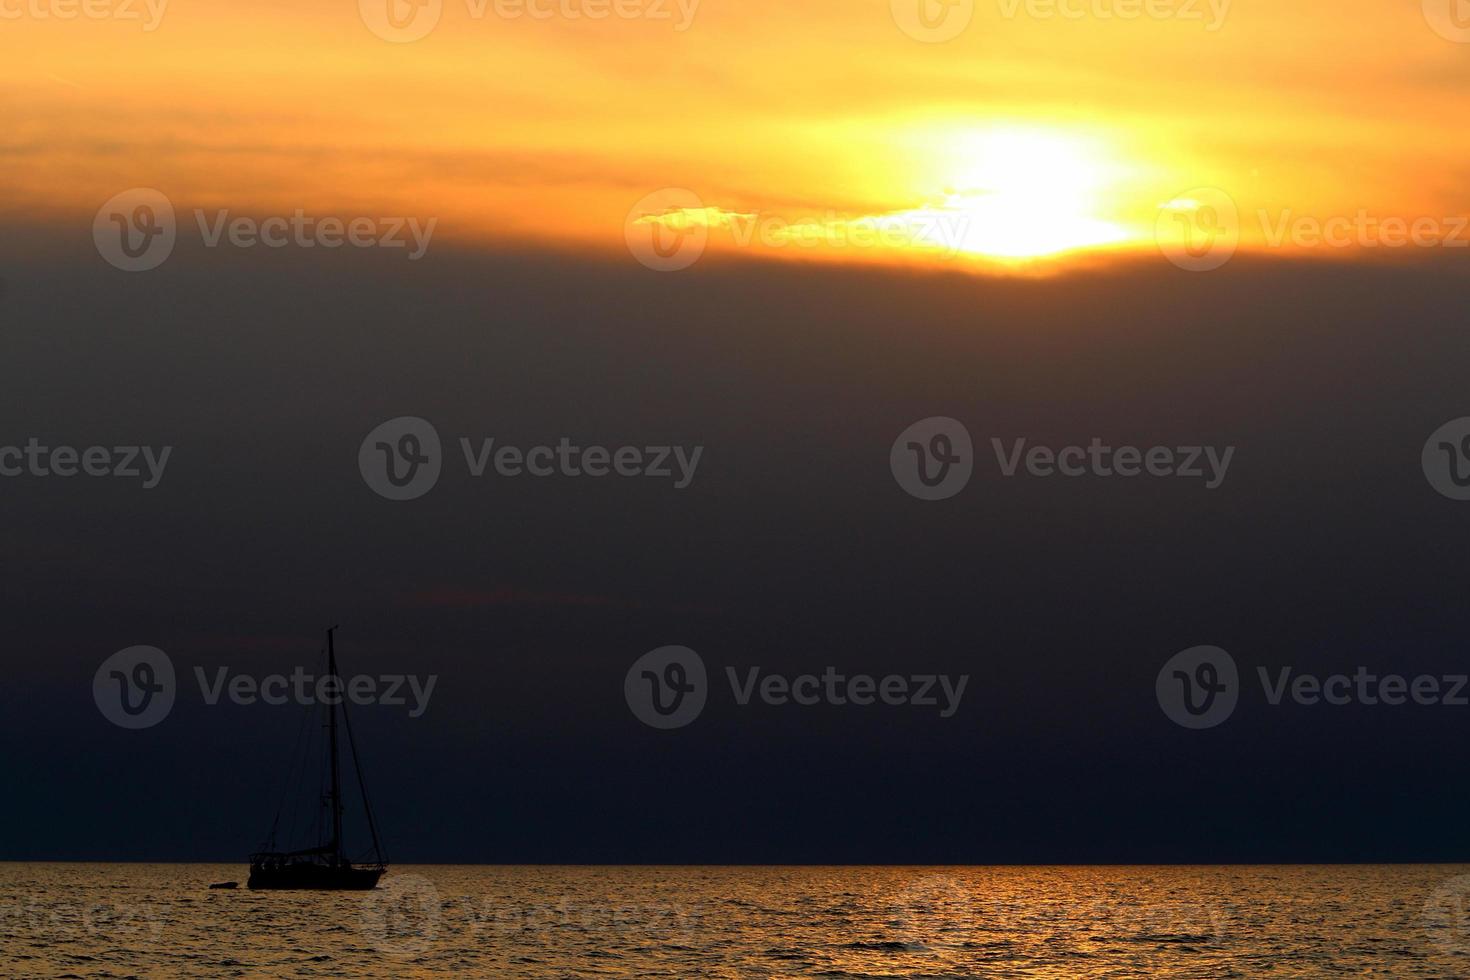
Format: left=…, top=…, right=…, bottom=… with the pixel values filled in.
left=248, top=627, right=387, bottom=890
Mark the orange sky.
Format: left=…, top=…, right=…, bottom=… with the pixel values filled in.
left=5, top=0, right=1469, bottom=269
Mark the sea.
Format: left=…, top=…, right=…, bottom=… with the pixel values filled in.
left=4, top=863, right=1470, bottom=977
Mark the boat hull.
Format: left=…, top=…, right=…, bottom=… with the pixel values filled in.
left=247, top=864, right=385, bottom=890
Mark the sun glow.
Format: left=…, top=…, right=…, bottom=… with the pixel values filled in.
left=6, top=0, right=1467, bottom=275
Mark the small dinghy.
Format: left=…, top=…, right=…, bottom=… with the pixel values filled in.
left=209, top=882, right=238, bottom=889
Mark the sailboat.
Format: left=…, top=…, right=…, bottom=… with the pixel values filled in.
left=247, top=627, right=388, bottom=890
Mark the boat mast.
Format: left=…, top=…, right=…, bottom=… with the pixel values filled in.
left=326, top=626, right=345, bottom=867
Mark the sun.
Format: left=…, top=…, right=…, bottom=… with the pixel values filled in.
left=928, top=127, right=1134, bottom=260
left=623, top=124, right=1146, bottom=270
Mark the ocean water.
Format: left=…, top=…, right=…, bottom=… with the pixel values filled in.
left=4, top=863, right=1470, bottom=978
